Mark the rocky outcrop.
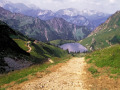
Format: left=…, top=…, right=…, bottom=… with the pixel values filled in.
left=3, top=57, right=32, bottom=72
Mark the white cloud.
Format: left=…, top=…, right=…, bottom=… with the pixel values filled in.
left=69, top=0, right=78, bottom=2
left=109, top=0, right=115, bottom=3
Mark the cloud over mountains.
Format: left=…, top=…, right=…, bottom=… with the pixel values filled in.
left=1, top=0, right=120, bottom=13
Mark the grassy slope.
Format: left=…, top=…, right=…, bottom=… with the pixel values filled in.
left=80, top=28, right=120, bottom=50
left=14, top=39, right=28, bottom=51
left=79, top=11, right=120, bottom=50
left=14, top=39, right=68, bottom=62
left=49, top=40, right=75, bottom=46
left=85, top=44, right=120, bottom=77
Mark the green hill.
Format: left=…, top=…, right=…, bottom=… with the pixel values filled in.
left=49, top=40, right=75, bottom=46
left=79, top=11, right=120, bottom=50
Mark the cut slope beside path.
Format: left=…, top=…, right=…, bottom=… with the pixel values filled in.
left=9, top=57, right=88, bottom=90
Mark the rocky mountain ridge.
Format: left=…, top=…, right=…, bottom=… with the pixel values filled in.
left=0, top=7, right=90, bottom=41
left=1, top=2, right=110, bottom=31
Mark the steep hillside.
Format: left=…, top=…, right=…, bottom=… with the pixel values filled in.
left=0, top=21, right=30, bottom=73
left=80, top=11, right=120, bottom=50
left=0, top=7, right=90, bottom=41
left=0, top=20, right=68, bottom=73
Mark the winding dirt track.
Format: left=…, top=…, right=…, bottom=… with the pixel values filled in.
left=13, top=57, right=87, bottom=90
left=27, top=41, right=32, bottom=53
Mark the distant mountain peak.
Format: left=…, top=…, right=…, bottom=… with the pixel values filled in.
left=55, top=8, right=108, bottom=17
left=0, top=1, right=110, bottom=31
left=55, top=8, right=79, bottom=16
left=65, top=8, right=78, bottom=11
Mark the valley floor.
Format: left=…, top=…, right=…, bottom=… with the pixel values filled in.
left=8, top=57, right=88, bottom=90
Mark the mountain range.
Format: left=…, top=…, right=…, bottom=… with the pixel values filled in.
left=0, top=7, right=91, bottom=41
left=0, top=1, right=110, bottom=31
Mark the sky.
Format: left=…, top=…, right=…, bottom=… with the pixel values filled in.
left=4, top=0, right=120, bottom=14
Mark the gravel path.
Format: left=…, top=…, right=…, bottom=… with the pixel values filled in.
left=10, top=57, right=87, bottom=90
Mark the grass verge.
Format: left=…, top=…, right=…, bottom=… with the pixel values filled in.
left=85, top=44, right=120, bottom=78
